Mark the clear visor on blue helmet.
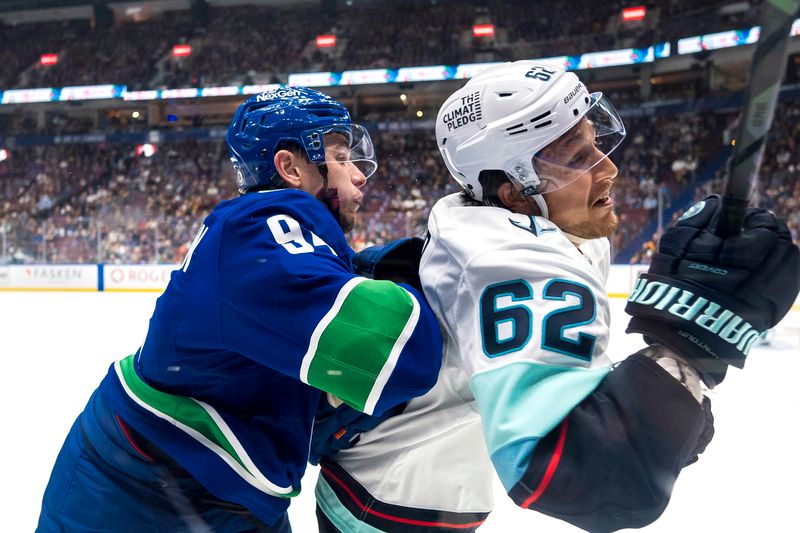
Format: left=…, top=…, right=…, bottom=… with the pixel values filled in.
left=305, top=123, right=378, bottom=179
left=532, top=93, right=625, bottom=194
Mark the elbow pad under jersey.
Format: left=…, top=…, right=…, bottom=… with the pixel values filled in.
left=509, top=353, right=714, bottom=532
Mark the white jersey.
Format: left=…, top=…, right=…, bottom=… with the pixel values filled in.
left=316, top=194, right=613, bottom=531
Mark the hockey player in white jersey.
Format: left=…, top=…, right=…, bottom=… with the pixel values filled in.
left=312, top=61, right=800, bottom=532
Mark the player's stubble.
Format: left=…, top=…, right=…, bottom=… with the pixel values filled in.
left=555, top=204, right=619, bottom=240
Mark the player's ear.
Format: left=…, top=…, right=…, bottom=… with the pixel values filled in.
left=497, top=182, right=538, bottom=215
left=274, top=150, right=304, bottom=188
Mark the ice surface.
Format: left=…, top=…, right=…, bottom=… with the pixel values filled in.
left=1, top=291, right=797, bottom=532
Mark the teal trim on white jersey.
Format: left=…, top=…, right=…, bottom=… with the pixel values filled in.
left=489, top=436, right=540, bottom=493
left=471, top=360, right=610, bottom=490
left=315, top=476, right=385, bottom=533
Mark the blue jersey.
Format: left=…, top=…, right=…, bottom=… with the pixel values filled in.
left=98, top=189, right=442, bottom=525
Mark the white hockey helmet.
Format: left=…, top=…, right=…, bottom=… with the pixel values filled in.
left=436, top=61, right=625, bottom=211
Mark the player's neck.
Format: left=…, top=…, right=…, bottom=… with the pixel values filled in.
left=562, top=231, right=588, bottom=247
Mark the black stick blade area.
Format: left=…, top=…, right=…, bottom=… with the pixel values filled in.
left=717, top=0, right=800, bottom=238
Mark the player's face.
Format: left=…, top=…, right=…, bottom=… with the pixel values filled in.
left=535, top=121, right=619, bottom=239
left=294, top=133, right=367, bottom=232
left=319, top=133, right=367, bottom=233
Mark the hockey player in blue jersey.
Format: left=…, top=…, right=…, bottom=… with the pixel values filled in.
left=312, top=62, right=800, bottom=532
left=36, top=87, right=442, bottom=532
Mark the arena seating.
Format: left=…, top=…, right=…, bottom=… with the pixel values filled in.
left=1, top=0, right=792, bottom=266
left=0, top=0, right=758, bottom=90
left=2, top=94, right=797, bottom=265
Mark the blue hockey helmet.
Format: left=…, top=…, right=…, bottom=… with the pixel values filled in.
left=226, top=86, right=377, bottom=194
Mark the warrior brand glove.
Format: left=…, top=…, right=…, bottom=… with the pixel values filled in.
left=626, top=195, right=800, bottom=388
left=309, top=394, right=406, bottom=464
left=352, top=237, right=425, bottom=292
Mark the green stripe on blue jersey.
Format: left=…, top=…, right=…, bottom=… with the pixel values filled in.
left=300, top=277, right=420, bottom=415
left=470, top=361, right=609, bottom=490
left=114, top=355, right=298, bottom=498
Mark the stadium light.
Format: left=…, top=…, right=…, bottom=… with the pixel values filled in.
left=136, top=144, right=157, bottom=157
left=622, top=6, right=646, bottom=22
left=473, top=24, right=495, bottom=38
left=40, top=54, right=58, bottom=66
left=172, top=44, right=192, bottom=58
left=316, top=35, right=337, bottom=48
left=0, top=148, right=8, bottom=162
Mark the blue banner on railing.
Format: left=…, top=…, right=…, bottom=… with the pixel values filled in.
left=0, top=41, right=675, bottom=106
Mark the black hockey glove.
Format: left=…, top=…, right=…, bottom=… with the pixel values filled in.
left=309, top=394, right=406, bottom=465
left=352, top=237, right=424, bottom=292
left=626, top=195, right=800, bottom=388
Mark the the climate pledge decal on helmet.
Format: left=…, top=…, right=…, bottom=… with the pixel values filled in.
left=441, top=91, right=482, bottom=132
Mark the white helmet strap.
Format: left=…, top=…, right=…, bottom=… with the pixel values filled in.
left=506, top=169, right=549, bottom=219
left=531, top=193, right=549, bottom=220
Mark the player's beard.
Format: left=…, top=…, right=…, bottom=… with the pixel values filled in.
left=317, top=185, right=350, bottom=233
left=338, top=206, right=357, bottom=233
left=314, top=177, right=359, bottom=233
left=556, top=207, right=619, bottom=239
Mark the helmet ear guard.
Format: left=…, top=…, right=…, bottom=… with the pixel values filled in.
left=302, top=130, right=326, bottom=162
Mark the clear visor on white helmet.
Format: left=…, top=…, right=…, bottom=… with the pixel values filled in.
left=313, top=124, right=378, bottom=179
left=531, top=93, right=625, bottom=194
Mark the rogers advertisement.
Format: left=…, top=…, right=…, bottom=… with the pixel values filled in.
left=103, top=264, right=178, bottom=292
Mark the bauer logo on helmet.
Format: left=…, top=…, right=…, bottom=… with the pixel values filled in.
left=564, top=83, right=584, bottom=105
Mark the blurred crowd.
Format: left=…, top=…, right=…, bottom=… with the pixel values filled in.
left=0, top=140, right=234, bottom=264
left=616, top=109, right=729, bottom=262
left=21, top=11, right=194, bottom=90
left=0, top=0, right=760, bottom=90
left=4, top=94, right=798, bottom=266
left=1, top=0, right=792, bottom=266
left=630, top=99, right=800, bottom=264
left=0, top=132, right=452, bottom=264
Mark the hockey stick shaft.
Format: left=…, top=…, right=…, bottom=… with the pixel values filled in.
left=717, top=0, right=800, bottom=238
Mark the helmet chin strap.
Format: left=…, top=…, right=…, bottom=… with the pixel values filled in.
left=530, top=193, right=549, bottom=220
left=511, top=169, right=549, bottom=219
left=561, top=231, right=589, bottom=246
left=528, top=192, right=588, bottom=246
left=516, top=172, right=594, bottom=246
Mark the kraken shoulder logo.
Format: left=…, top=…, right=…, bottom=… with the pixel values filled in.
left=509, top=216, right=556, bottom=237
